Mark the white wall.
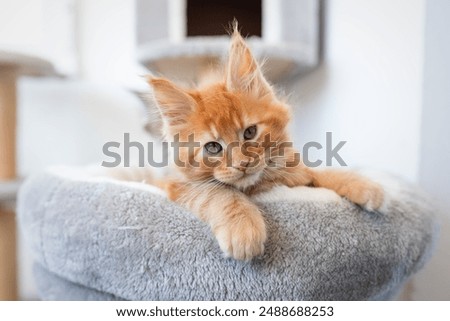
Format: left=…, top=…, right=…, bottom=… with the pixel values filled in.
left=0, top=0, right=77, bottom=74
left=289, top=0, right=425, bottom=181
left=414, top=0, right=450, bottom=300
left=76, top=0, right=147, bottom=90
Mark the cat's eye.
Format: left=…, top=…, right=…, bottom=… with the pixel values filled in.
left=204, top=142, right=223, bottom=155
left=243, top=125, right=257, bottom=140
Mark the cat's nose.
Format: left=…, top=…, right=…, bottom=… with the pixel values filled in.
left=234, top=160, right=250, bottom=172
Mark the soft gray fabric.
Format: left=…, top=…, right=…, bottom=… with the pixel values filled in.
left=18, top=168, right=438, bottom=300
left=33, top=263, right=121, bottom=301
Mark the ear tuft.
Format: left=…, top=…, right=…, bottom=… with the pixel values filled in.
left=226, top=27, right=274, bottom=98
left=230, top=18, right=240, bottom=37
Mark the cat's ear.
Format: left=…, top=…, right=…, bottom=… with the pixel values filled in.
left=226, top=29, right=274, bottom=98
left=147, top=77, right=196, bottom=127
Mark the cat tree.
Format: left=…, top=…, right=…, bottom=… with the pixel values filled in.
left=136, top=0, right=323, bottom=83
left=0, top=50, right=56, bottom=300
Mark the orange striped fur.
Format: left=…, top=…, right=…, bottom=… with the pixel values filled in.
left=147, top=28, right=383, bottom=260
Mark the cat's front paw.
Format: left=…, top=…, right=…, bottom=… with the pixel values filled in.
left=214, top=210, right=267, bottom=261
left=341, top=180, right=384, bottom=211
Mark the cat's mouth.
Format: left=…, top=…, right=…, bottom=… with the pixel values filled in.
left=232, top=170, right=263, bottom=189
left=213, top=166, right=265, bottom=189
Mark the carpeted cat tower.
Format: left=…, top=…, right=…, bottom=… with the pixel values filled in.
left=18, top=167, right=437, bottom=300
left=136, top=0, right=322, bottom=84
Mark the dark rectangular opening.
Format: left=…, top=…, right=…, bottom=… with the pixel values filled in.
left=187, top=0, right=262, bottom=37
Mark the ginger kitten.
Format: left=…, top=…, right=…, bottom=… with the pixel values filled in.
left=147, top=29, right=384, bottom=261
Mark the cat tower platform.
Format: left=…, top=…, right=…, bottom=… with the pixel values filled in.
left=136, top=0, right=323, bottom=84
left=18, top=167, right=438, bottom=300
left=138, top=37, right=317, bottom=84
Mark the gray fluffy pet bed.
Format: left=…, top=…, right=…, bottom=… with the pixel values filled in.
left=18, top=167, right=438, bottom=300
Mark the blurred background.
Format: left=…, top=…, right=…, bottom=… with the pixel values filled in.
left=0, top=0, right=448, bottom=300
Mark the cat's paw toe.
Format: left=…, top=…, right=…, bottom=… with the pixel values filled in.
left=348, top=182, right=384, bottom=211
left=215, top=212, right=267, bottom=261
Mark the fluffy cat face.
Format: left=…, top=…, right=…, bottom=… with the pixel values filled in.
left=148, top=30, right=291, bottom=190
